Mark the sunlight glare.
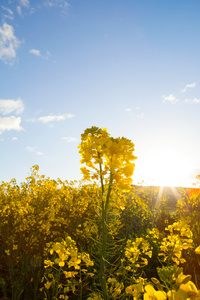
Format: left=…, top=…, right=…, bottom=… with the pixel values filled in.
left=134, top=147, right=191, bottom=187
left=150, top=150, right=185, bottom=186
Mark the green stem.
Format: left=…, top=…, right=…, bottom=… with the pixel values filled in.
left=79, top=266, right=82, bottom=300
left=105, top=173, right=113, bottom=214
left=98, top=153, right=104, bottom=197
left=100, top=172, right=113, bottom=300
left=100, top=207, right=108, bottom=299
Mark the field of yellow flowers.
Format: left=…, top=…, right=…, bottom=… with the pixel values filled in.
left=1, top=127, right=200, bottom=300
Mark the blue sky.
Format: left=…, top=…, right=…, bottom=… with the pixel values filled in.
left=1, top=0, right=200, bottom=187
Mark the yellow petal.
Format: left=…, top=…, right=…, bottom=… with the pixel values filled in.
left=195, top=245, right=200, bottom=254
left=145, top=285, right=155, bottom=296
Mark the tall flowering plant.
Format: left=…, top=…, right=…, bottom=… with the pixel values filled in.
left=78, top=126, right=137, bottom=299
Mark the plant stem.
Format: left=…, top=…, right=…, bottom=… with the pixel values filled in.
left=100, top=172, right=113, bottom=300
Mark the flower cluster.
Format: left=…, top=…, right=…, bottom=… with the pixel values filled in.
left=42, top=236, right=94, bottom=299
left=107, top=277, right=124, bottom=298
left=124, top=238, right=152, bottom=268
left=158, top=221, right=193, bottom=265
left=146, top=265, right=200, bottom=300
left=78, top=126, right=137, bottom=190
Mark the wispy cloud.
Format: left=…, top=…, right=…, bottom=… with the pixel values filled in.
left=36, top=151, right=44, bottom=155
left=38, top=113, right=74, bottom=123
left=162, top=94, right=179, bottom=104
left=29, top=49, right=41, bottom=56
left=0, top=23, right=21, bottom=64
left=62, top=137, right=77, bottom=142
left=20, top=0, right=30, bottom=8
left=0, top=98, right=24, bottom=115
left=137, top=113, right=144, bottom=118
left=184, top=98, right=200, bottom=104
left=12, top=137, right=18, bottom=140
left=163, top=82, right=199, bottom=105
left=16, top=0, right=68, bottom=17
left=1, top=6, right=13, bottom=16
left=16, top=6, right=23, bottom=17
left=181, top=82, right=196, bottom=93
left=43, top=50, right=51, bottom=59
left=29, top=48, right=51, bottom=59
left=125, top=108, right=132, bottom=112
left=44, top=0, right=69, bottom=8
left=26, top=146, right=35, bottom=152
left=0, top=116, right=23, bottom=134
left=26, top=118, right=36, bottom=123
left=17, top=0, right=35, bottom=18
left=1, top=6, right=14, bottom=20
left=26, top=146, right=44, bottom=155
left=193, top=98, right=200, bottom=103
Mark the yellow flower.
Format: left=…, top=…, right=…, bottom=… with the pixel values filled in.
left=54, top=257, right=65, bottom=267
left=59, top=295, right=69, bottom=299
left=126, top=285, right=133, bottom=295
left=13, top=244, right=18, bottom=250
left=119, top=202, right=125, bottom=210
left=78, top=126, right=137, bottom=190
left=195, top=245, right=200, bottom=254
left=5, top=250, right=10, bottom=256
left=144, top=285, right=167, bottom=300
left=44, top=281, right=52, bottom=290
left=126, top=281, right=144, bottom=297
left=63, top=271, right=78, bottom=278
left=180, top=281, right=199, bottom=297
left=44, top=260, right=54, bottom=268
left=167, top=289, right=187, bottom=300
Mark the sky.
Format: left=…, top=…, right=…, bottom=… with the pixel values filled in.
left=1, top=0, right=200, bottom=187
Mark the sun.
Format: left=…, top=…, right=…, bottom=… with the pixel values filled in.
left=149, top=150, right=185, bottom=186
left=134, top=147, right=191, bottom=187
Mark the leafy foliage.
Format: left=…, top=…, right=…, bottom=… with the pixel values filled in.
left=0, top=127, right=200, bottom=299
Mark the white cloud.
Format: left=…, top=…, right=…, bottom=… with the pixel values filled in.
left=36, top=151, right=44, bottom=155
left=38, top=113, right=74, bottom=123
left=44, top=0, right=69, bottom=8
left=44, top=50, right=51, bottom=59
left=0, top=98, right=24, bottom=115
left=17, top=6, right=23, bottom=17
left=29, top=49, right=51, bottom=59
left=184, top=99, right=191, bottom=103
left=184, top=98, right=200, bottom=104
left=20, top=0, right=29, bottom=7
left=193, top=98, right=200, bottom=103
left=1, top=6, right=13, bottom=16
left=0, top=116, right=23, bottom=134
left=29, top=49, right=41, bottom=56
left=12, top=137, right=18, bottom=140
left=62, top=137, right=77, bottom=142
left=162, top=94, right=179, bottom=104
left=26, top=146, right=35, bottom=152
left=137, top=113, right=144, bottom=118
left=125, top=108, right=132, bottom=112
left=26, top=118, right=36, bottom=122
left=181, top=82, right=196, bottom=93
left=2, top=14, right=14, bottom=21
left=0, top=23, right=21, bottom=64
left=1, top=6, right=14, bottom=20
left=26, top=146, right=44, bottom=155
